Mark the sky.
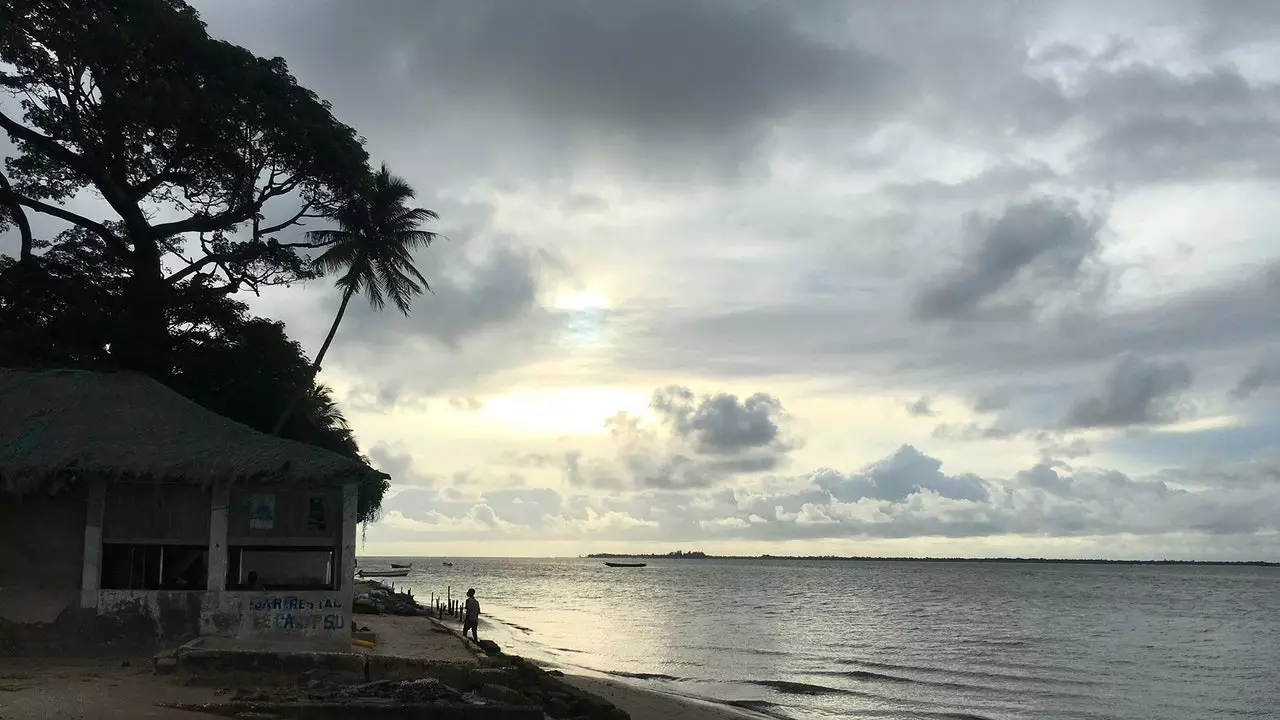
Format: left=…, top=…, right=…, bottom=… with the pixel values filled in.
left=7, top=0, right=1280, bottom=559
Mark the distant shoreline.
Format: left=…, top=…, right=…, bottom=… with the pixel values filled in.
left=585, top=553, right=1279, bottom=567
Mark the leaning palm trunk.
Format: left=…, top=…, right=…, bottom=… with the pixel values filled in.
left=271, top=287, right=355, bottom=435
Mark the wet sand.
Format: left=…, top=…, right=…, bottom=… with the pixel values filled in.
left=354, top=613, right=479, bottom=663
left=564, top=676, right=764, bottom=720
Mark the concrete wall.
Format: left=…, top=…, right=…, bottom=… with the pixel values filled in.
left=103, top=482, right=210, bottom=543
left=0, top=488, right=86, bottom=626
left=228, top=486, right=342, bottom=545
left=235, top=590, right=351, bottom=649
left=90, top=589, right=350, bottom=650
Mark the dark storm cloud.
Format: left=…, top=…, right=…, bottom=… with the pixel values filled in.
left=650, top=386, right=797, bottom=455
left=1073, top=65, right=1280, bottom=182
left=1064, top=352, right=1194, bottom=429
left=913, top=197, right=1107, bottom=321
left=194, top=0, right=900, bottom=183
left=1230, top=350, right=1280, bottom=400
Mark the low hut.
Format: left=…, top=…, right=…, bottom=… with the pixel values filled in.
left=0, top=368, right=385, bottom=654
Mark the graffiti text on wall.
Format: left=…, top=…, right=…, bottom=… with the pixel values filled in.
left=247, top=595, right=345, bottom=632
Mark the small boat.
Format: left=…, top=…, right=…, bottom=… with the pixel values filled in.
left=358, top=568, right=410, bottom=578
left=442, top=561, right=454, bottom=567
left=390, top=562, right=413, bottom=569
left=604, top=562, right=647, bottom=568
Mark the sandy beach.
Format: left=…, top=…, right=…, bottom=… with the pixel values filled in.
left=0, top=602, right=759, bottom=720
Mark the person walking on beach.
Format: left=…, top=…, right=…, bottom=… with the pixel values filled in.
left=463, top=588, right=480, bottom=641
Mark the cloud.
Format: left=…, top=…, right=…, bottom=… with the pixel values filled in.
left=563, top=386, right=802, bottom=490
left=913, top=197, right=1108, bottom=321
left=905, top=396, right=935, bottom=417
left=368, top=443, right=438, bottom=487
left=931, top=423, right=1016, bottom=442
left=813, top=445, right=990, bottom=503
left=973, top=387, right=1013, bottom=413
left=448, top=397, right=485, bottom=412
left=371, top=444, right=1280, bottom=547
left=1230, top=349, right=1280, bottom=400
left=1063, top=352, right=1195, bottom=429
left=650, top=386, right=797, bottom=455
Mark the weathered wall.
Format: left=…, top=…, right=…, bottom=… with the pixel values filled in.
left=237, top=590, right=351, bottom=650
left=0, top=488, right=85, bottom=626
left=228, top=486, right=341, bottom=544
left=103, top=482, right=210, bottom=543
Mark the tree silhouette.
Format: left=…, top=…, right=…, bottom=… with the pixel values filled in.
left=272, top=164, right=435, bottom=434
left=0, top=0, right=369, bottom=374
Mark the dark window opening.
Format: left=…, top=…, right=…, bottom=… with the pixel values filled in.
left=229, top=546, right=335, bottom=591
left=100, top=544, right=208, bottom=590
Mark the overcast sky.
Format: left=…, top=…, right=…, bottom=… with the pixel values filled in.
left=9, top=0, right=1280, bottom=559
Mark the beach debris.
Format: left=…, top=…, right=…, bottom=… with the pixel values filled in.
left=353, top=581, right=433, bottom=617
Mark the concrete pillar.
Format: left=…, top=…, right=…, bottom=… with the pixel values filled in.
left=80, top=479, right=105, bottom=608
left=208, top=483, right=230, bottom=590
left=338, top=483, right=358, bottom=633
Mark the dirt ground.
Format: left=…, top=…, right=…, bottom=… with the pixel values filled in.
left=0, top=658, right=219, bottom=720
left=353, top=614, right=478, bottom=663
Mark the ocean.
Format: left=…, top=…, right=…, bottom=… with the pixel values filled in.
left=362, top=557, right=1280, bottom=719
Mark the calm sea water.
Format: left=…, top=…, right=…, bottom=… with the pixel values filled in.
left=362, top=557, right=1280, bottom=720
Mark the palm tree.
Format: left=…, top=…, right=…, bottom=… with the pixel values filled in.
left=271, top=164, right=436, bottom=434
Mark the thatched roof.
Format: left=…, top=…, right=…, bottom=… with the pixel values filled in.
left=0, top=368, right=384, bottom=496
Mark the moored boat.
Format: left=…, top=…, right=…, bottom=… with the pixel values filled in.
left=358, top=568, right=410, bottom=578
left=604, top=561, right=647, bottom=568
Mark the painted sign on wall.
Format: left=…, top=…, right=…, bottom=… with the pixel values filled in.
left=246, top=594, right=345, bottom=633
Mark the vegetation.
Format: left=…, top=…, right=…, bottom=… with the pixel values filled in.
left=272, top=164, right=436, bottom=434
left=0, top=0, right=431, bottom=523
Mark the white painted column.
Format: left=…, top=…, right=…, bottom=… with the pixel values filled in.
left=338, top=483, right=358, bottom=636
left=80, top=479, right=105, bottom=608
left=208, top=483, right=230, bottom=590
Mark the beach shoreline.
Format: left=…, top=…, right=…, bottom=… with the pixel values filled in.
left=403, top=596, right=767, bottom=720
left=563, top=675, right=771, bottom=720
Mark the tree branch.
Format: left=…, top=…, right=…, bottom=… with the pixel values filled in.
left=11, top=193, right=129, bottom=257
left=0, top=108, right=88, bottom=170
left=259, top=202, right=315, bottom=236
left=0, top=173, right=35, bottom=262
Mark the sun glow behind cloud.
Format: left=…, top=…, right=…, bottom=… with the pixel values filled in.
left=478, top=386, right=650, bottom=436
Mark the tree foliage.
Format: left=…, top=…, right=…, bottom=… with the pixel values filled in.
left=0, top=0, right=396, bottom=522
left=0, top=0, right=370, bottom=373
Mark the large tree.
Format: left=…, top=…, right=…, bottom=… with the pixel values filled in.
left=0, top=0, right=369, bottom=375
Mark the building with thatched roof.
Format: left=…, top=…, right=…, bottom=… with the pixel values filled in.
left=0, top=368, right=384, bottom=654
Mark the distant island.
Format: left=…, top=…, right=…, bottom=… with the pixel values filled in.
left=585, top=552, right=1277, bottom=567
left=589, top=550, right=709, bottom=559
